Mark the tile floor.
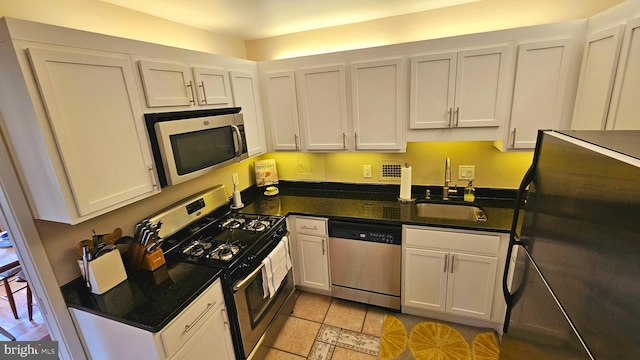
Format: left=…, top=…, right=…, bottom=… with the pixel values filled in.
left=264, top=291, right=388, bottom=359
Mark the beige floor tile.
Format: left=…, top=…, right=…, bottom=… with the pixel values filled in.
left=323, top=299, right=367, bottom=332
left=292, top=291, right=332, bottom=322
left=308, top=341, right=335, bottom=360
left=263, top=348, right=307, bottom=360
left=336, top=329, right=380, bottom=356
left=361, top=307, right=385, bottom=336
left=271, top=316, right=322, bottom=357
left=330, top=347, right=378, bottom=360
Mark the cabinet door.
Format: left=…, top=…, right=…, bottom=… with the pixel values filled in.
left=607, top=17, right=640, bottom=130
left=230, top=71, right=266, bottom=156
left=138, top=60, right=195, bottom=107
left=170, top=306, right=235, bottom=360
left=571, top=25, right=624, bottom=130
left=403, top=247, right=448, bottom=312
left=446, top=252, right=497, bottom=320
left=266, top=71, right=301, bottom=150
left=192, top=66, right=233, bottom=107
left=455, top=46, right=509, bottom=128
left=509, top=39, right=572, bottom=149
left=297, top=65, right=348, bottom=150
left=410, top=52, right=457, bottom=129
left=27, top=48, right=158, bottom=217
left=351, top=58, right=404, bottom=151
left=297, top=234, right=330, bottom=290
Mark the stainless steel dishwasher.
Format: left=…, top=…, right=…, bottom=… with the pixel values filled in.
left=328, top=220, right=402, bottom=310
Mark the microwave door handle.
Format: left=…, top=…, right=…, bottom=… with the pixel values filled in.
left=231, top=125, right=242, bottom=158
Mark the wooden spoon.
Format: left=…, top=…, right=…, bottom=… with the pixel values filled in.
left=102, top=228, right=123, bottom=245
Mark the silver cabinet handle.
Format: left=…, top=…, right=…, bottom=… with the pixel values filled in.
left=510, top=128, right=517, bottom=148
left=184, top=301, right=217, bottom=333
left=447, top=108, right=453, bottom=128
left=450, top=255, right=455, bottom=273
left=443, top=254, right=448, bottom=273
left=301, top=225, right=318, bottom=230
left=322, top=239, right=326, bottom=255
left=199, top=81, right=208, bottom=104
left=186, top=80, right=195, bottom=104
left=222, top=307, right=229, bottom=327
left=342, top=133, right=347, bottom=150
left=294, top=134, right=299, bottom=150
left=148, top=165, right=157, bottom=188
left=454, top=107, right=460, bottom=127
left=354, top=132, right=359, bottom=150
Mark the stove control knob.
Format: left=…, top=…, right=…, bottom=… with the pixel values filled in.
left=240, top=262, right=252, bottom=270
left=247, top=254, right=257, bottom=262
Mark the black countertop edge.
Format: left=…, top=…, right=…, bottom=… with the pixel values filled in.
left=243, top=180, right=520, bottom=203
left=61, top=258, right=223, bottom=333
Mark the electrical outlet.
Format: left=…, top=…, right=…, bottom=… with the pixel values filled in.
left=363, top=165, right=372, bottom=178
left=458, top=165, right=475, bottom=180
left=232, top=172, right=239, bottom=185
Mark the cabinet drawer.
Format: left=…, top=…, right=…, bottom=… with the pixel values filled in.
left=161, top=278, right=224, bottom=357
left=295, top=217, right=327, bottom=236
left=404, top=227, right=500, bottom=255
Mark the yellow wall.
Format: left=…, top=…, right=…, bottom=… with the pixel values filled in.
left=0, top=0, right=247, bottom=58
left=262, top=141, right=533, bottom=190
left=246, top=0, right=624, bottom=61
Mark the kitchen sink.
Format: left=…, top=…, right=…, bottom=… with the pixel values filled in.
left=415, top=201, right=487, bottom=222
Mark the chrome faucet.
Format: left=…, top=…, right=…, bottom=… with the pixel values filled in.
left=443, top=157, right=457, bottom=200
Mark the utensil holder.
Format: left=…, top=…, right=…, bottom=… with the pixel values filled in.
left=78, top=249, right=127, bottom=294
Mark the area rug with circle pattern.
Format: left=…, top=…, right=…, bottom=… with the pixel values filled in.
left=380, top=313, right=500, bottom=360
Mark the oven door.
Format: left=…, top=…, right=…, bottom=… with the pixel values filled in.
left=233, top=262, right=294, bottom=358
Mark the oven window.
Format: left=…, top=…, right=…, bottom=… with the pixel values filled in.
left=170, top=127, right=235, bottom=175
left=245, top=272, right=289, bottom=329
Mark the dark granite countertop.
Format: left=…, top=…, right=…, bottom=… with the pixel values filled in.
left=61, top=181, right=520, bottom=333
left=61, top=258, right=222, bottom=332
left=238, top=181, right=520, bottom=233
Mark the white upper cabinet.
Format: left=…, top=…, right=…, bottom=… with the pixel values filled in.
left=508, top=39, right=573, bottom=149
left=351, top=58, right=404, bottom=151
left=230, top=70, right=267, bottom=156
left=23, top=47, right=159, bottom=223
left=572, top=26, right=625, bottom=130
left=607, top=17, right=640, bottom=130
left=138, top=59, right=233, bottom=109
left=297, top=65, right=348, bottom=151
left=265, top=71, right=301, bottom=150
left=410, top=46, right=510, bottom=129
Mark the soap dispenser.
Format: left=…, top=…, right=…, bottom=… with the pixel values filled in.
left=464, top=180, right=475, bottom=202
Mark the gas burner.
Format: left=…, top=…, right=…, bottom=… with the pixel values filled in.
left=182, top=238, right=212, bottom=256
left=222, top=217, right=246, bottom=229
left=208, top=243, right=240, bottom=261
left=245, top=219, right=271, bottom=232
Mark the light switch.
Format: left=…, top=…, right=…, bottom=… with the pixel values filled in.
left=458, top=165, right=475, bottom=180
left=363, top=165, right=372, bottom=178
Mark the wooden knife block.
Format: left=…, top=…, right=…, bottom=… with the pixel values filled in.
left=129, top=242, right=165, bottom=271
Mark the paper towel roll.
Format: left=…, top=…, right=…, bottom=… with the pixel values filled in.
left=399, top=165, right=412, bottom=200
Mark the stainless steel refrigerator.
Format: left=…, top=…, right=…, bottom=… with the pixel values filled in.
left=501, top=130, right=640, bottom=359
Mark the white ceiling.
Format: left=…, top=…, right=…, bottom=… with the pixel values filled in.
left=98, top=0, right=481, bottom=40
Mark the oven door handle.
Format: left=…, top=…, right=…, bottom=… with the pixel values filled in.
left=233, top=263, right=265, bottom=292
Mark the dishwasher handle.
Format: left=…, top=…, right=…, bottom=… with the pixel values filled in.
left=328, top=220, right=401, bottom=245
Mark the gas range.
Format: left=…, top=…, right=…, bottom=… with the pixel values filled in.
left=152, top=186, right=287, bottom=283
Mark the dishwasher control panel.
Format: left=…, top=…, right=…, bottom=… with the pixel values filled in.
left=328, top=220, right=401, bottom=245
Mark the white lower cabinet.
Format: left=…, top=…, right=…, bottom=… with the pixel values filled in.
left=402, top=226, right=507, bottom=327
left=70, top=278, right=235, bottom=360
left=289, top=216, right=330, bottom=292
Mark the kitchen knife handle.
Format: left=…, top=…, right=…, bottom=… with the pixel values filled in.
left=184, top=301, right=217, bottom=333
left=186, top=81, right=195, bottom=104
left=199, top=81, right=207, bottom=104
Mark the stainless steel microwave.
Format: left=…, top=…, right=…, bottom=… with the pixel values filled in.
left=145, top=108, right=248, bottom=187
